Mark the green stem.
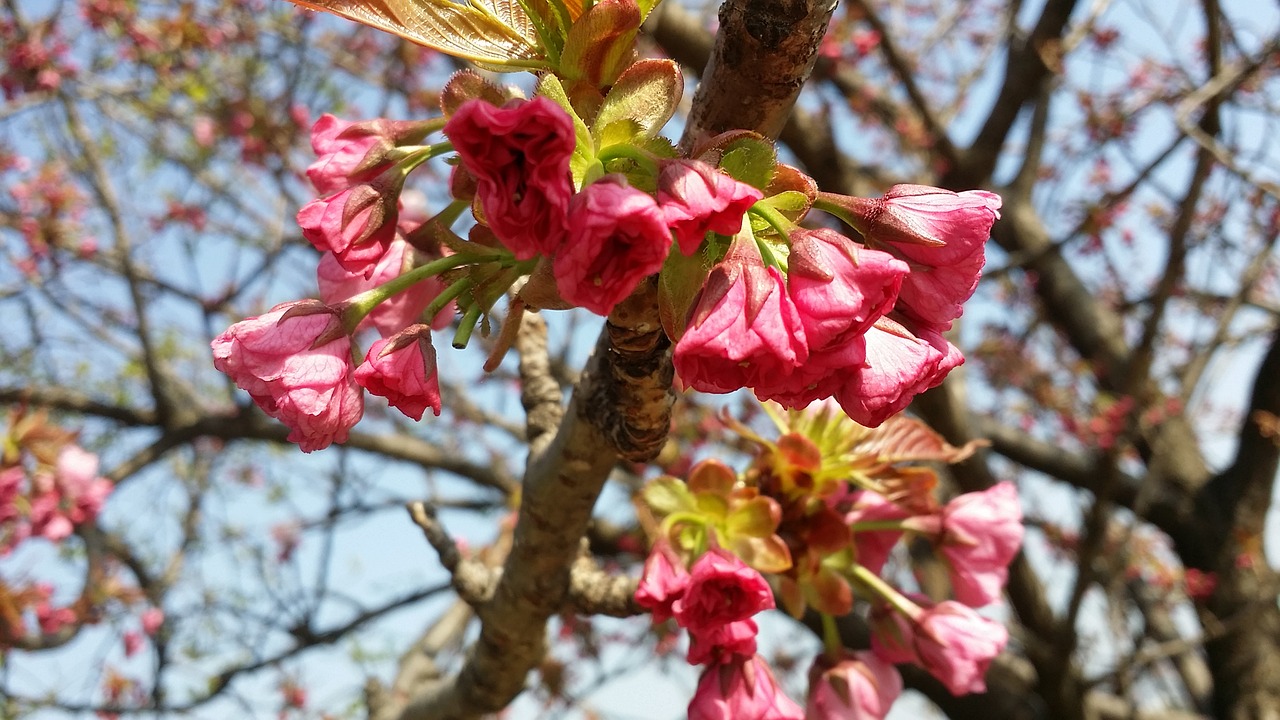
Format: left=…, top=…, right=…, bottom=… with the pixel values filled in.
left=452, top=304, right=485, bottom=349
left=849, top=563, right=922, bottom=620
left=422, top=276, right=474, bottom=325
left=820, top=613, right=843, bottom=660
left=342, top=254, right=482, bottom=332
left=434, top=198, right=468, bottom=228
left=596, top=143, right=659, bottom=177
left=849, top=520, right=909, bottom=533
left=748, top=202, right=793, bottom=239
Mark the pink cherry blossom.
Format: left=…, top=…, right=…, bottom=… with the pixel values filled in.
left=939, top=482, right=1023, bottom=607
left=307, top=115, right=388, bottom=195
left=806, top=650, right=902, bottom=720
left=657, top=159, right=762, bottom=255
left=297, top=175, right=402, bottom=275
left=914, top=601, right=1008, bottom=695
left=443, top=97, right=574, bottom=260
left=824, top=185, right=1000, bottom=330
left=672, top=547, right=774, bottom=634
left=555, top=177, right=672, bottom=315
left=871, top=600, right=1007, bottom=696
left=786, top=228, right=907, bottom=352
left=353, top=329, right=442, bottom=421
left=635, top=541, right=690, bottom=624
left=674, top=238, right=808, bottom=394
left=211, top=301, right=364, bottom=452
left=687, top=618, right=758, bottom=666
left=831, top=317, right=964, bottom=427
left=689, top=655, right=804, bottom=720
left=307, top=115, right=434, bottom=195
left=316, top=235, right=450, bottom=337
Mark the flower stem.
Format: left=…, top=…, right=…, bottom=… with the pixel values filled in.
left=596, top=142, right=659, bottom=177
left=422, top=276, right=474, bottom=325
left=820, top=613, right=843, bottom=660
left=342, top=254, right=484, bottom=332
left=849, top=562, right=922, bottom=620
left=748, top=202, right=793, bottom=239
left=452, top=304, right=484, bottom=349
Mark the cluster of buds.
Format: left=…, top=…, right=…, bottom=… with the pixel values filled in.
left=210, top=51, right=1001, bottom=452
left=636, top=402, right=1024, bottom=717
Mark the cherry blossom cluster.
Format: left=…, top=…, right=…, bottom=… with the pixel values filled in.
left=0, top=411, right=116, bottom=645
left=1, top=439, right=112, bottom=555
left=210, top=58, right=1000, bottom=452
left=636, top=402, right=1024, bottom=718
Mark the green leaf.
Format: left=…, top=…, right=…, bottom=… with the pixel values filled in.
left=732, top=535, right=793, bottom=574
left=725, top=496, right=781, bottom=538
left=657, top=245, right=710, bottom=341
left=535, top=73, right=596, bottom=184
left=762, top=190, right=809, bottom=213
left=641, top=476, right=696, bottom=516
left=718, top=137, right=777, bottom=190
left=593, top=59, right=682, bottom=144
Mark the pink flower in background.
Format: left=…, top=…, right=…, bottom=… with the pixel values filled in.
left=672, top=547, right=774, bottom=634
left=635, top=542, right=690, bottom=624
left=556, top=177, right=672, bottom=315
left=353, top=329, right=442, bottom=421
left=786, top=228, right=907, bottom=352
left=871, top=600, right=1007, bottom=696
left=444, top=98, right=575, bottom=260
left=939, top=482, right=1023, bottom=607
left=689, top=655, right=804, bottom=720
left=806, top=650, right=902, bottom=720
left=123, top=630, right=144, bottom=658
left=297, top=178, right=401, bottom=275
left=33, top=583, right=75, bottom=635
left=25, top=446, right=113, bottom=542
left=657, top=159, right=762, bottom=255
left=211, top=301, right=363, bottom=452
left=674, top=238, right=808, bottom=394
left=316, top=235, right=450, bottom=337
left=140, top=608, right=164, bottom=636
left=823, top=185, right=1000, bottom=330
left=831, top=317, right=963, bottom=427
left=914, top=601, right=1008, bottom=695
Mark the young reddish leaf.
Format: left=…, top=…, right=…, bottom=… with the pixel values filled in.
left=688, top=458, right=737, bottom=496
left=282, top=0, right=547, bottom=71
left=558, top=0, right=640, bottom=88
left=440, top=71, right=508, bottom=117
left=732, top=535, right=793, bottom=574
left=854, top=415, right=987, bottom=465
